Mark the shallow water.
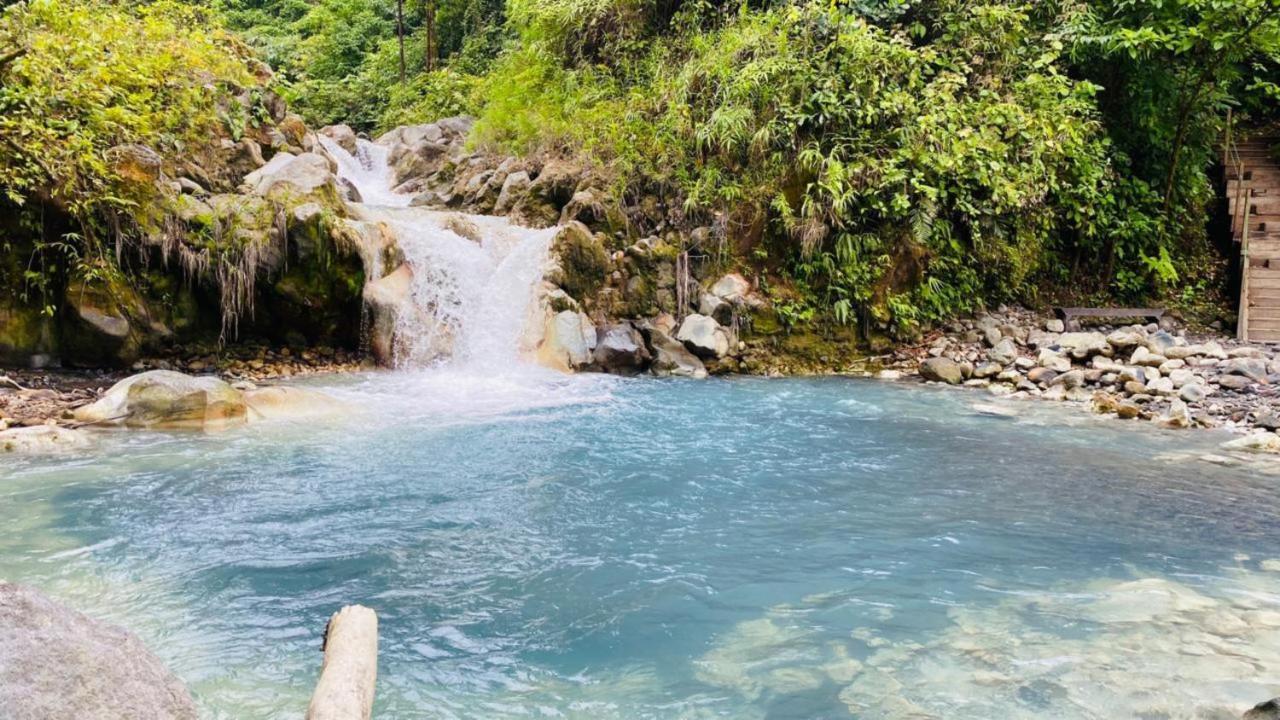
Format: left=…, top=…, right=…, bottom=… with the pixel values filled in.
left=3, top=373, right=1280, bottom=719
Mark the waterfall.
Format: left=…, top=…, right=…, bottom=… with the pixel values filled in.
left=320, top=137, right=556, bottom=371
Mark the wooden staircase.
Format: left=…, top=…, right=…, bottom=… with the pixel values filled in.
left=1227, top=134, right=1280, bottom=342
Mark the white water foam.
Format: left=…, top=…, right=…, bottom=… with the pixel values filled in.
left=322, top=137, right=559, bottom=373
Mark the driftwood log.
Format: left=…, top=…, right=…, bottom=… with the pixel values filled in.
left=307, top=605, right=378, bottom=720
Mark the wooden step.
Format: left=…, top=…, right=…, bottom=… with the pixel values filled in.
left=1248, top=330, right=1280, bottom=344
left=1247, top=319, right=1280, bottom=334
left=1248, top=268, right=1280, bottom=288
left=1248, top=307, right=1280, bottom=321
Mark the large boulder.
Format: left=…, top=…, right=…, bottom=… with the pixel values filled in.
left=362, top=264, right=413, bottom=367
left=0, top=582, right=197, bottom=719
left=320, top=124, right=358, bottom=154
left=511, top=159, right=581, bottom=228
left=592, top=324, right=652, bottom=376
left=919, top=357, right=964, bottom=385
left=638, top=320, right=707, bottom=379
left=60, top=275, right=163, bottom=368
left=546, top=222, right=609, bottom=300
left=72, top=370, right=248, bottom=430
left=493, top=171, right=531, bottom=216
left=244, top=152, right=336, bottom=201
left=710, top=273, right=752, bottom=302
left=536, top=310, right=598, bottom=371
left=676, top=314, right=730, bottom=359
left=1056, top=332, right=1110, bottom=359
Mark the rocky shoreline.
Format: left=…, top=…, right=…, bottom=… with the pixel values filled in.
left=879, top=306, right=1280, bottom=452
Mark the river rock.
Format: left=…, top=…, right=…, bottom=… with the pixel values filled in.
left=72, top=370, right=248, bottom=430
left=1244, top=698, right=1280, bottom=720
left=1044, top=318, right=1065, bottom=333
left=1027, top=367, right=1057, bottom=385
left=1116, top=401, right=1142, bottom=419
left=493, top=170, right=531, bottom=216
left=973, top=362, right=1002, bottom=379
left=0, top=582, right=197, bottom=719
left=592, top=324, right=652, bottom=376
left=320, top=124, right=358, bottom=154
left=1179, top=383, right=1209, bottom=403
left=362, top=265, right=412, bottom=366
left=1057, top=332, right=1109, bottom=359
left=1051, top=369, right=1085, bottom=390
left=988, top=338, right=1018, bottom=365
left=245, top=152, right=335, bottom=199
left=919, top=357, right=963, bottom=385
left=698, top=292, right=733, bottom=326
left=1130, top=346, right=1166, bottom=367
left=243, top=386, right=344, bottom=420
left=1157, top=398, right=1192, bottom=428
left=1037, top=349, right=1071, bottom=373
left=0, top=425, right=93, bottom=454
left=1145, top=330, right=1178, bottom=354
left=1106, top=328, right=1146, bottom=350
left=537, top=310, right=598, bottom=371
left=1225, top=357, right=1269, bottom=384
left=676, top=314, right=730, bottom=359
left=1217, top=375, right=1254, bottom=392
left=640, top=322, right=707, bottom=379
left=1223, top=432, right=1280, bottom=454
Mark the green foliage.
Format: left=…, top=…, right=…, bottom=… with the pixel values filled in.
left=218, top=0, right=506, bottom=129
left=0, top=0, right=255, bottom=215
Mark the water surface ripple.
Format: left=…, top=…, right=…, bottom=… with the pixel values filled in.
left=2, top=374, right=1279, bottom=718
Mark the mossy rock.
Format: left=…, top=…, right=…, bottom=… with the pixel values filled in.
left=0, top=301, right=57, bottom=367
left=549, top=221, right=609, bottom=301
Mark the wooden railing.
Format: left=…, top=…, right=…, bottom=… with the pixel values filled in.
left=1226, top=109, right=1254, bottom=341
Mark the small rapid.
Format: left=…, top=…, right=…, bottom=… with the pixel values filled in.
left=320, top=137, right=558, bottom=372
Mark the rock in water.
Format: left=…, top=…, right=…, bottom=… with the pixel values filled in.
left=72, top=370, right=248, bottom=430
left=0, top=426, right=93, bottom=454
left=919, top=357, right=963, bottom=385
left=0, top=582, right=197, bottom=720
left=1244, top=698, right=1280, bottom=720
left=639, top=322, right=707, bottom=379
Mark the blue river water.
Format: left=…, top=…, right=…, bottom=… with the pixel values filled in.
left=2, top=371, right=1279, bottom=719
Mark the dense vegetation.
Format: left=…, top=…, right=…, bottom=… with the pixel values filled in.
left=215, top=0, right=1279, bottom=332
left=2, top=0, right=1279, bottom=341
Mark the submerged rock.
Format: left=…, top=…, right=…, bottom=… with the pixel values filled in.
left=243, top=386, right=344, bottom=421
left=0, top=583, right=197, bottom=719
left=0, top=425, right=93, bottom=454
left=73, top=370, right=248, bottom=430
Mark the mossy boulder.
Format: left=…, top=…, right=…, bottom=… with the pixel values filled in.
left=547, top=221, right=609, bottom=301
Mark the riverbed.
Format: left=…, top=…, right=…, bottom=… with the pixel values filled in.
left=2, top=371, right=1278, bottom=718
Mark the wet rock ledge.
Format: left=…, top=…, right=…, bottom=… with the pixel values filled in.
left=881, top=306, right=1280, bottom=451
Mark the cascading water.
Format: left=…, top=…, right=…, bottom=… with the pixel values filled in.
left=319, top=137, right=558, bottom=372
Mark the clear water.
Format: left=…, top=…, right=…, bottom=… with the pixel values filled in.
left=4, top=373, right=1280, bottom=719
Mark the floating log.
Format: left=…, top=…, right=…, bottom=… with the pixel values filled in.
left=307, top=605, right=378, bottom=720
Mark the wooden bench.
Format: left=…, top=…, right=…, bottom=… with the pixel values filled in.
left=1055, top=307, right=1165, bottom=331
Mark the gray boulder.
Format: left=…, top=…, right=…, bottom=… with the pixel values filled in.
left=639, top=321, right=707, bottom=379
left=676, top=314, right=730, bottom=359
left=1225, top=357, right=1269, bottom=383
left=493, top=170, right=531, bottom=215
left=919, top=357, right=963, bottom=385
left=244, top=152, right=335, bottom=199
left=1056, top=332, right=1109, bottom=359
left=592, top=324, right=651, bottom=376
left=988, top=338, right=1018, bottom=365
left=0, top=583, right=197, bottom=720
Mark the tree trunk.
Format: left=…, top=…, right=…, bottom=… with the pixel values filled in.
left=396, top=0, right=406, bottom=84
left=306, top=605, right=378, bottom=720
left=422, top=0, right=437, bottom=72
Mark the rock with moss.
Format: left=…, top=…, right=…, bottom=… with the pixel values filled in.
left=512, top=159, right=581, bottom=228
left=547, top=221, right=609, bottom=302
left=73, top=370, right=248, bottom=430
